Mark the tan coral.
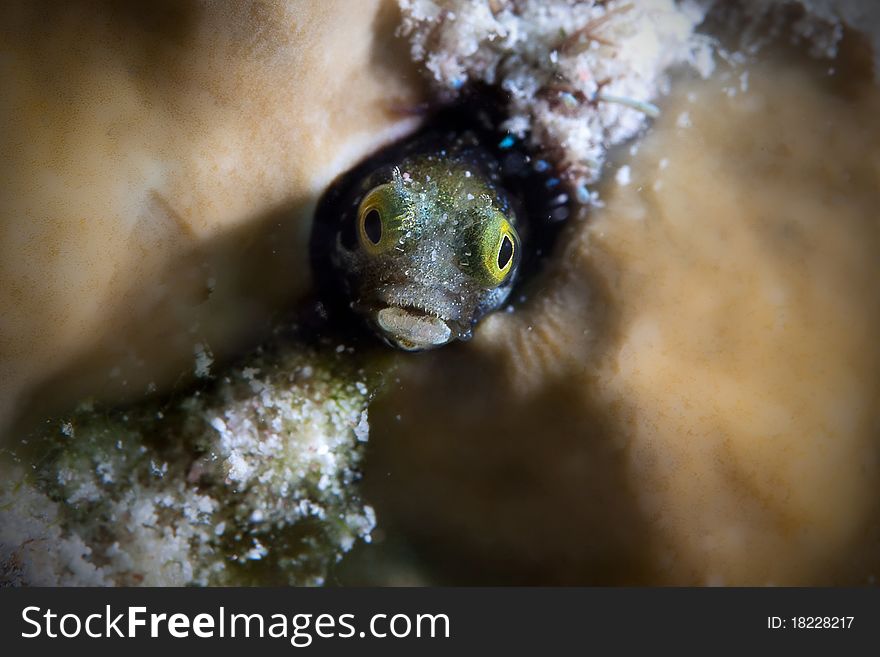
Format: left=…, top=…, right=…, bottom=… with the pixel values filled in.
left=363, top=46, right=880, bottom=585
left=0, top=0, right=424, bottom=434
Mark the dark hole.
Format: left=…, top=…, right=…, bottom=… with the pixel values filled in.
left=498, top=234, right=514, bottom=270
left=363, top=209, right=382, bottom=244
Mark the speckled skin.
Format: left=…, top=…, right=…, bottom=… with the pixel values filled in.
left=316, top=131, right=522, bottom=350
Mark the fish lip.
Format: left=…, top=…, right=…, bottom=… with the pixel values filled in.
left=353, top=285, right=471, bottom=346
left=376, top=285, right=462, bottom=321
left=373, top=305, right=455, bottom=351
left=379, top=300, right=472, bottom=339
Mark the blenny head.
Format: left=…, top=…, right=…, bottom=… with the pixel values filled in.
left=329, top=147, right=521, bottom=351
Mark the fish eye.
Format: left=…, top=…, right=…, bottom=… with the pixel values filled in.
left=498, top=234, right=514, bottom=270
left=363, top=208, right=382, bottom=245
left=478, top=214, right=519, bottom=285
left=357, top=184, right=403, bottom=254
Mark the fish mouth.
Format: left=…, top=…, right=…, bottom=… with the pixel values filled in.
left=374, top=306, right=453, bottom=351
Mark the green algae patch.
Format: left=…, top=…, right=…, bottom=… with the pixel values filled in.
left=0, top=340, right=383, bottom=586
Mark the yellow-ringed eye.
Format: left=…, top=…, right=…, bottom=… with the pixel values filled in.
left=362, top=208, right=382, bottom=244
left=357, top=183, right=405, bottom=254
left=478, top=213, right=519, bottom=285
left=497, top=233, right=514, bottom=270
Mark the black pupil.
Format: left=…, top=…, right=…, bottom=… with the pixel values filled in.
left=363, top=208, right=382, bottom=245
left=498, top=234, right=514, bottom=270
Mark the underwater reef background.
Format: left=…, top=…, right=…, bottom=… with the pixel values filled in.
left=2, top=0, right=880, bottom=585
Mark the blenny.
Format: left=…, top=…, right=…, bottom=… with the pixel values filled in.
left=310, top=122, right=564, bottom=351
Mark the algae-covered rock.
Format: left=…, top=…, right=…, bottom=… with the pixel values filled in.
left=1, top=341, right=377, bottom=586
